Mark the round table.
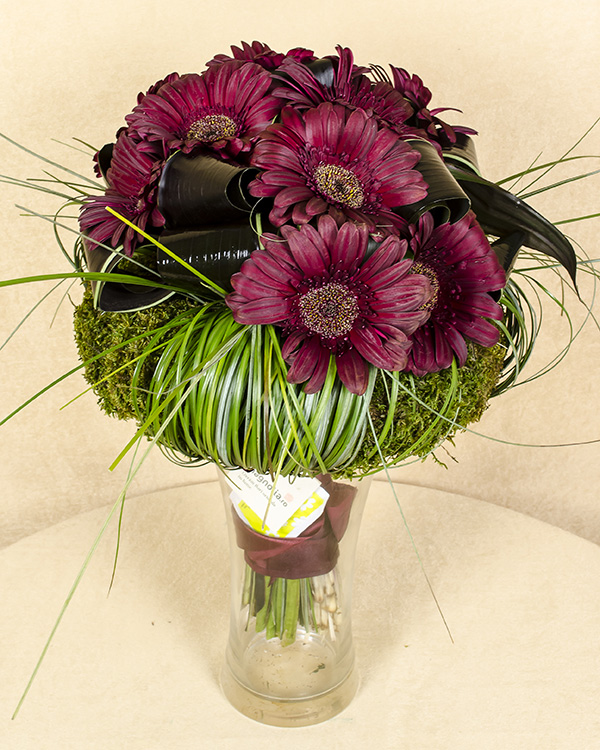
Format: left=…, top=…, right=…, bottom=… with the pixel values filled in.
left=2, top=481, right=599, bottom=749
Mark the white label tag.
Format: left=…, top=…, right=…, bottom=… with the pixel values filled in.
left=224, top=469, right=329, bottom=538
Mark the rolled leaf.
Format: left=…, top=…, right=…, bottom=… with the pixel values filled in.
left=83, top=240, right=174, bottom=312
left=395, top=139, right=471, bottom=225
left=157, top=151, right=257, bottom=229
left=157, top=223, right=264, bottom=293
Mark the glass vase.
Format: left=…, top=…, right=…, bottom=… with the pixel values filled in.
left=218, top=469, right=371, bottom=727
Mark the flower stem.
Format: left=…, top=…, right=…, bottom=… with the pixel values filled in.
left=243, top=565, right=342, bottom=646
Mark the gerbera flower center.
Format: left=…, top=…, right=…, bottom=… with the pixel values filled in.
left=312, top=162, right=365, bottom=209
left=298, top=282, right=360, bottom=338
left=187, top=114, right=238, bottom=142
left=412, top=263, right=440, bottom=310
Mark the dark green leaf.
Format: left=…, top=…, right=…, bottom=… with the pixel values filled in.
left=395, top=139, right=470, bottom=225
left=158, top=151, right=257, bottom=229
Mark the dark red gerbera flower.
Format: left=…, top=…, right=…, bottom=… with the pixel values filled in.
left=206, top=41, right=315, bottom=70
left=390, top=66, right=477, bottom=146
left=79, top=132, right=165, bottom=256
left=207, top=40, right=286, bottom=70
left=283, top=47, right=317, bottom=65
left=250, top=102, right=428, bottom=232
left=405, top=212, right=506, bottom=375
left=273, top=45, right=413, bottom=131
left=226, top=216, right=432, bottom=395
left=124, top=61, right=281, bottom=164
left=135, top=72, right=181, bottom=105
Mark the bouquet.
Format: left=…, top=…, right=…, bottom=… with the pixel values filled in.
left=3, top=41, right=598, bottom=725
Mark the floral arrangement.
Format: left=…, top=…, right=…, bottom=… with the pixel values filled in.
left=65, top=41, right=584, bottom=477
left=3, top=41, right=597, bottom=722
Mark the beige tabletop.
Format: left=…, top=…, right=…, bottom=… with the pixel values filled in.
left=2, top=480, right=600, bottom=749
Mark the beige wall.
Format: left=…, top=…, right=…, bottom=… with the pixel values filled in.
left=1, top=0, right=599, bottom=548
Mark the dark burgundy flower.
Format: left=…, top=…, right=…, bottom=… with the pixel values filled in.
left=92, top=73, right=182, bottom=177
left=390, top=66, right=477, bottom=146
left=250, top=102, right=428, bottom=232
left=284, top=47, right=317, bottom=65
left=79, top=132, right=165, bottom=256
left=135, top=72, right=181, bottom=105
left=226, top=216, right=432, bottom=395
left=124, top=61, right=281, bottom=164
left=206, top=41, right=286, bottom=70
left=207, top=41, right=316, bottom=70
left=273, top=46, right=366, bottom=105
left=273, top=46, right=412, bottom=131
left=405, top=212, right=506, bottom=375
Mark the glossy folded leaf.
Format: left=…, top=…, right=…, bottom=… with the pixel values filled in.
left=83, top=239, right=174, bottom=312
left=158, top=151, right=257, bottom=229
left=156, top=224, right=265, bottom=294
left=305, top=57, right=336, bottom=88
left=490, top=232, right=525, bottom=279
left=443, top=135, right=578, bottom=288
left=441, top=132, right=481, bottom=174
left=393, top=139, right=470, bottom=225
left=94, top=142, right=114, bottom=180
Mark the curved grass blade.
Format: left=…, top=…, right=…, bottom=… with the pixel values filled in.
left=105, top=207, right=227, bottom=298
left=495, top=154, right=600, bottom=187
left=12, top=491, right=125, bottom=719
left=367, top=410, right=454, bottom=644
left=0, top=132, right=100, bottom=187
left=517, top=116, right=600, bottom=194
left=1, top=279, right=66, bottom=352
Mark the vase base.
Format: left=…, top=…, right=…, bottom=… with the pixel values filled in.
left=219, top=663, right=359, bottom=727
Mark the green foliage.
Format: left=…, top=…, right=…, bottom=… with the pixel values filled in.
left=353, top=342, right=505, bottom=471
left=73, top=288, right=196, bottom=419
left=73, top=288, right=504, bottom=475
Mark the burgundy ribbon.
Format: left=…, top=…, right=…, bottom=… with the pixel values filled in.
left=230, top=474, right=357, bottom=579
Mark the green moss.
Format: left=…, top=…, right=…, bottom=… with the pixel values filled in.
left=352, top=342, right=505, bottom=470
left=73, top=288, right=196, bottom=419
left=73, top=289, right=504, bottom=472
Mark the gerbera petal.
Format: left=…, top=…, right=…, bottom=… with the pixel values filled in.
left=274, top=185, right=314, bottom=208
left=452, top=293, right=503, bottom=319
left=358, top=236, right=407, bottom=280
left=303, top=346, right=331, bottom=394
left=305, top=196, right=328, bottom=216
left=433, top=325, right=454, bottom=370
left=249, top=101, right=432, bottom=229
left=283, top=223, right=329, bottom=275
left=407, top=211, right=506, bottom=367
left=331, top=221, right=367, bottom=270
left=227, top=296, right=291, bottom=324
left=455, top=314, right=501, bottom=348
left=444, top=324, right=469, bottom=365
left=225, top=216, right=441, bottom=393
left=349, top=325, right=398, bottom=370
left=335, top=349, right=370, bottom=395
left=286, top=337, right=323, bottom=383
left=281, top=330, right=306, bottom=359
